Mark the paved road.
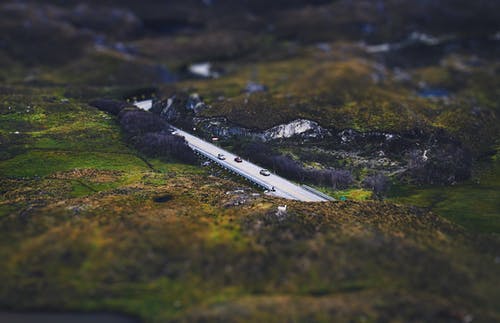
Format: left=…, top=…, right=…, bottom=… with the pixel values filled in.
left=133, top=100, right=329, bottom=202
left=172, top=127, right=328, bottom=202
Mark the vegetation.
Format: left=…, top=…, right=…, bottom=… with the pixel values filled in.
left=0, top=0, right=499, bottom=322
left=90, top=99, right=197, bottom=164
left=237, top=141, right=354, bottom=189
left=388, top=156, right=500, bottom=233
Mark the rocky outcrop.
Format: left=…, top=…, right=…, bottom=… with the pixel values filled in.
left=262, top=119, right=330, bottom=140
left=194, top=117, right=330, bottom=141
left=193, top=117, right=254, bottom=138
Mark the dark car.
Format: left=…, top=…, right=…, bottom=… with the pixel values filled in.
left=234, top=157, right=243, bottom=163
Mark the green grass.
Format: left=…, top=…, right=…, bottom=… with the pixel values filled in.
left=0, top=150, right=149, bottom=178
left=313, top=186, right=372, bottom=201
left=148, top=159, right=203, bottom=175
left=77, top=278, right=243, bottom=322
left=388, top=159, right=500, bottom=233
left=70, top=180, right=96, bottom=197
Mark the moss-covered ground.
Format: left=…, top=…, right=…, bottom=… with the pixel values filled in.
left=180, top=49, right=499, bottom=155
left=1, top=1, right=499, bottom=321
left=0, top=86, right=499, bottom=322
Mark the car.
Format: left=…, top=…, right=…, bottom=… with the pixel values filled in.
left=234, top=157, right=243, bottom=163
left=259, top=169, right=271, bottom=176
left=217, top=153, right=226, bottom=160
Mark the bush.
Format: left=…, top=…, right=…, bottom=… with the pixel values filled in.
left=363, top=173, right=390, bottom=199
left=241, top=142, right=353, bottom=189
left=119, top=110, right=167, bottom=136
left=406, top=144, right=472, bottom=185
left=135, top=132, right=197, bottom=164
left=310, top=169, right=353, bottom=190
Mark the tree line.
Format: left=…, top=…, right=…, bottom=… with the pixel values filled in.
left=90, top=99, right=197, bottom=164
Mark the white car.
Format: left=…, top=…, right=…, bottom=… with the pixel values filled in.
left=259, top=169, right=271, bottom=176
left=217, top=153, right=226, bottom=160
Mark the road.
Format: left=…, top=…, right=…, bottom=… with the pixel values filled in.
left=133, top=100, right=330, bottom=202
left=172, top=127, right=329, bottom=202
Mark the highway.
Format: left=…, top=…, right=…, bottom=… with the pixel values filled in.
left=133, top=100, right=330, bottom=202
left=172, top=127, right=329, bottom=202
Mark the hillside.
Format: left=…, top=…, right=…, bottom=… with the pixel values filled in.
left=1, top=1, right=499, bottom=322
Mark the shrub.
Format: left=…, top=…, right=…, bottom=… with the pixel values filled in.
left=363, top=173, right=390, bottom=199
left=318, top=169, right=354, bottom=190
left=241, top=142, right=353, bottom=189
left=119, top=110, right=167, bottom=136
left=406, top=144, right=472, bottom=185
left=135, top=132, right=197, bottom=164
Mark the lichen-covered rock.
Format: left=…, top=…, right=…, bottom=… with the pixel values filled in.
left=194, top=118, right=330, bottom=141
left=194, top=117, right=253, bottom=138
left=262, top=119, right=330, bottom=140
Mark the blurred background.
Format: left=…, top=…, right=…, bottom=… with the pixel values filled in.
left=1, top=2, right=500, bottom=322
left=1, top=0, right=499, bottom=84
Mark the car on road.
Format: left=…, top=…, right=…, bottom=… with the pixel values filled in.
left=234, top=157, right=243, bottom=163
left=259, top=169, right=271, bottom=176
left=217, top=153, right=226, bottom=160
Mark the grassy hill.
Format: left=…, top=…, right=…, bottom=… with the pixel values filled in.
left=0, top=0, right=499, bottom=322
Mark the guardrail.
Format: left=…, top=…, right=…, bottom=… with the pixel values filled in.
left=191, top=145, right=290, bottom=195
left=301, top=185, right=336, bottom=201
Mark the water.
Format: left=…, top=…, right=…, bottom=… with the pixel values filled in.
left=418, top=88, right=450, bottom=98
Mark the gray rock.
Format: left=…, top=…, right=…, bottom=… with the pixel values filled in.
left=262, top=119, right=330, bottom=141
left=244, top=81, right=267, bottom=93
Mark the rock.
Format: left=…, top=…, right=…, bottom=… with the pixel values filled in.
left=188, top=62, right=220, bottom=78
left=156, top=97, right=178, bottom=121
left=244, top=81, right=267, bottom=93
left=193, top=118, right=330, bottom=141
left=194, top=117, right=254, bottom=138
left=262, top=119, right=330, bottom=141
left=186, top=93, right=208, bottom=113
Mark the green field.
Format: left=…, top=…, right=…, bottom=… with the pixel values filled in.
left=389, top=154, right=500, bottom=233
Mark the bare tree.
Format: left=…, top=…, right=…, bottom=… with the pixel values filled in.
left=363, top=173, right=390, bottom=199
left=135, top=132, right=197, bottom=164
left=119, top=110, right=167, bottom=136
